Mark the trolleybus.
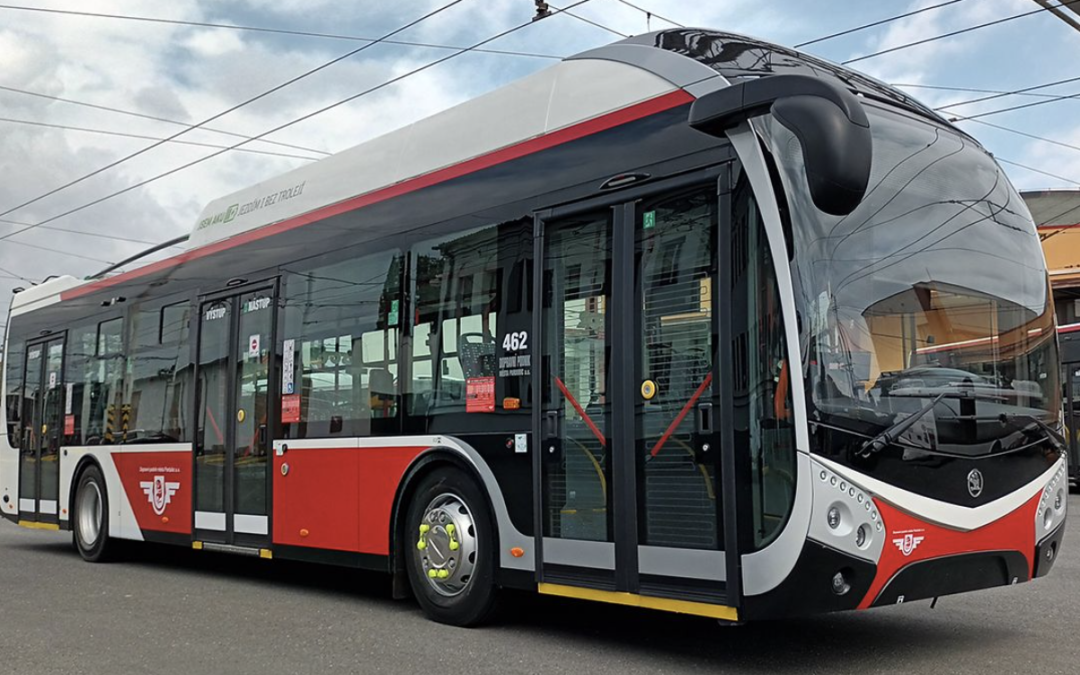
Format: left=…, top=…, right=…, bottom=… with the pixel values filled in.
left=1, top=29, right=1067, bottom=626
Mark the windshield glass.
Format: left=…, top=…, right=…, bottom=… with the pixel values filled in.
left=756, top=104, right=1059, bottom=452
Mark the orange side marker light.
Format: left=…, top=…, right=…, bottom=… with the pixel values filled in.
left=510, top=547, right=525, bottom=558
left=503, top=398, right=521, bottom=410
left=162, top=516, right=170, bottom=524
left=300, top=528, right=310, bottom=538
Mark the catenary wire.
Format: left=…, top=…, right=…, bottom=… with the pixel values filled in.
left=612, top=0, right=684, bottom=28
left=843, top=1, right=1080, bottom=64
left=0, top=0, right=597, bottom=242
left=0, top=218, right=184, bottom=247
left=0, top=4, right=562, bottom=61
left=893, top=79, right=1080, bottom=105
left=0, top=116, right=323, bottom=161
left=795, top=0, right=968, bottom=48
left=945, top=91, right=1080, bottom=122
left=0, top=83, right=330, bottom=156
left=958, top=118, right=1080, bottom=159
left=551, top=3, right=628, bottom=37
left=997, top=158, right=1080, bottom=187
left=930, top=75, right=1080, bottom=110
left=0, top=0, right=468, bottom=222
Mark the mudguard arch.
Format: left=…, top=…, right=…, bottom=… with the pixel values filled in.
left=390, top=438, right=534, bottom=576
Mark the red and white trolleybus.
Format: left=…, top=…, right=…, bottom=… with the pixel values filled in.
left=1, top=30, right=1067, bottom=625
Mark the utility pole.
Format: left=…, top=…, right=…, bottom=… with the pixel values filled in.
left=1032, top=0, right=1080, bottom=33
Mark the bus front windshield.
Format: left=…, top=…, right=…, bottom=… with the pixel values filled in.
left=756, top=104, right=1059, bottom=453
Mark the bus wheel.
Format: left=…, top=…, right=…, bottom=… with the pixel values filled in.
left=405, top=467, right=498, bottom=626
left=73, top=465, right=113, bottom=562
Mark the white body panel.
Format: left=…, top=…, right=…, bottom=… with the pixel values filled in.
left=189, top=59, right=677, bottom=250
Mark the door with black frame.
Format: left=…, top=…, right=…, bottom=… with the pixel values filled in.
left=194, top=283, right=277, bottom=547
left=18, top=335, right=65, bottom=525
left=535, top=163, right=738, bottom=600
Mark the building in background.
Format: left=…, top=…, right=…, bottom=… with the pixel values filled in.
left=1026, top=189, right=1080, bottom=485
left=1027, top=189, right=1080, bottom=326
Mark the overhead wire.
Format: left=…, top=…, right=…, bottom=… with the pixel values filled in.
left=843, top=1, right=1080, bottom=64
left=996, top=158, right=1080, bottom=187
left=892, top=80, right=1080, bottom=105
left=0, top=218, right=183, bottom=247
left=0, top=116, right=323, bottom=161
left=612, top=0, right=684, bottom=28
left=0, top=0, right=598, bottom=243
left=795, top=0, right=968, bottom=48
left=945, top=91, right=1080, bottom=122
left=0, top=84, right=331, bottom=157
left=931, top=75, right=1080, bottom=110
left=958, top=118, right=1080, bottom=159
left=550, top=3, right=628, bottom=37
left=0, top=4, right=563, bottom=61
left=0, top=0, right=468, bottom=222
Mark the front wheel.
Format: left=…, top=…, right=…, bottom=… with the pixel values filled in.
left=405, top=467, right=498, bottom=626
left=73, top=465, right=113, bottom=562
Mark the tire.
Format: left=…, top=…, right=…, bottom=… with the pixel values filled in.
left=405, top=467, right=499, bottom=626
left=73, top=465, right=113, bottom=562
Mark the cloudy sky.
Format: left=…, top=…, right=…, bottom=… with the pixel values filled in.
left=1, top=0, right=1079, bottom=327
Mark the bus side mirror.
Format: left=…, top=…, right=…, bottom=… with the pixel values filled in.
left=688, top=74, right=872, bottom=216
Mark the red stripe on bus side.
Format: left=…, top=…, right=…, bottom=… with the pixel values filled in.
left=62, top=90, right=695, bottom=302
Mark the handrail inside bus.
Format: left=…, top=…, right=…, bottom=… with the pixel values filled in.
left=649, top=372, right=713, bottom=458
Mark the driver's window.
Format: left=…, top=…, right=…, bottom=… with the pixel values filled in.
left=408, top=218, right=532, bottom=418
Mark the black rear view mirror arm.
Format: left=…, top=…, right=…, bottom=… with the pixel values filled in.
left=688, top=74, right=873, bottom=216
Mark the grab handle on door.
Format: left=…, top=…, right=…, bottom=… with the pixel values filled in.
left=258, top=424, right=268, bottom=447
left=544, top=411, right=559, bottom=439
left=697, top=402, right=713, bottom=434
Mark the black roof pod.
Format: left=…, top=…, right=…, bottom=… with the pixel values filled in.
left=689, top=73, right=872, bottom=216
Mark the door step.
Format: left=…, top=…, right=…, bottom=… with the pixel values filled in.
left=193, top=541, right=273, bottom=559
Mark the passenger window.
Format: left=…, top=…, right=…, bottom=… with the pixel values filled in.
left=123, top=301, right=193, bottom=443
left=281, top=249, right=402, bottom=438
left=4, top=340, right=25, bottom=439
left=408, top=219, right=532, bottom=420
left=731, top=173, right=796, bottom=549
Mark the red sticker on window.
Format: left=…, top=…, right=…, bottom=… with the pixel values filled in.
left=282, top=394, right=301, bottom=424
left=466, top=377, right=495, bottom=413
left=64, top=414, right=75, bottom=436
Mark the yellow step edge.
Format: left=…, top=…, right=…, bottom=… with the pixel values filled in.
left=17, top=521, right=60, bottom=531
left=538, top=583, right=739, bottom=622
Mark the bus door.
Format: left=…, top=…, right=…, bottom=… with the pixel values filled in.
left=1065, top=364, right=1080, bottom=480
left=18, top=335, right=65, bottom=525
left=534, top=163, right=739, bottom=605
left=194, top=282, right=277, bottom=547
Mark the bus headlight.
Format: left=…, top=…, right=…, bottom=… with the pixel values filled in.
left=1037, top=462, right=1068, bottom=537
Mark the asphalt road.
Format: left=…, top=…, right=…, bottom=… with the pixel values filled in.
left=1, top=498, right=1077, bottom=675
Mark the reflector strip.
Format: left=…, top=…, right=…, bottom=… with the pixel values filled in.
left=17, top=521, right=60, bottom=531
left=538, top=582, right=738, bottom=621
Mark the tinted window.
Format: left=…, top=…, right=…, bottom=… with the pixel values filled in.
left=281, top=249, right=402, bottom=438
left=124, top=301, right=193, bottom=443
left=4, top=340, right=25, bottom=441
left=409, top=219, right=533, bottom=422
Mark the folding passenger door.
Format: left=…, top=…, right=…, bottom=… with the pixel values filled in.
left=533, top=163, right=742, bottom=611
left=18, top=335, right=65, bottom=525
left=193, top=282, right=278, bottom=548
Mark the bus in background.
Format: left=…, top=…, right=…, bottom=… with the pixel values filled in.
left=1, top=29, right=1066, bottom=626
left=1058, top=323, right=1080, bottom=488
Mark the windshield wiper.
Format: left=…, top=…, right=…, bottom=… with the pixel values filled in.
left=858, top=392, right=946, bottom=457
left=996, top=413, right=1067, bottom=453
